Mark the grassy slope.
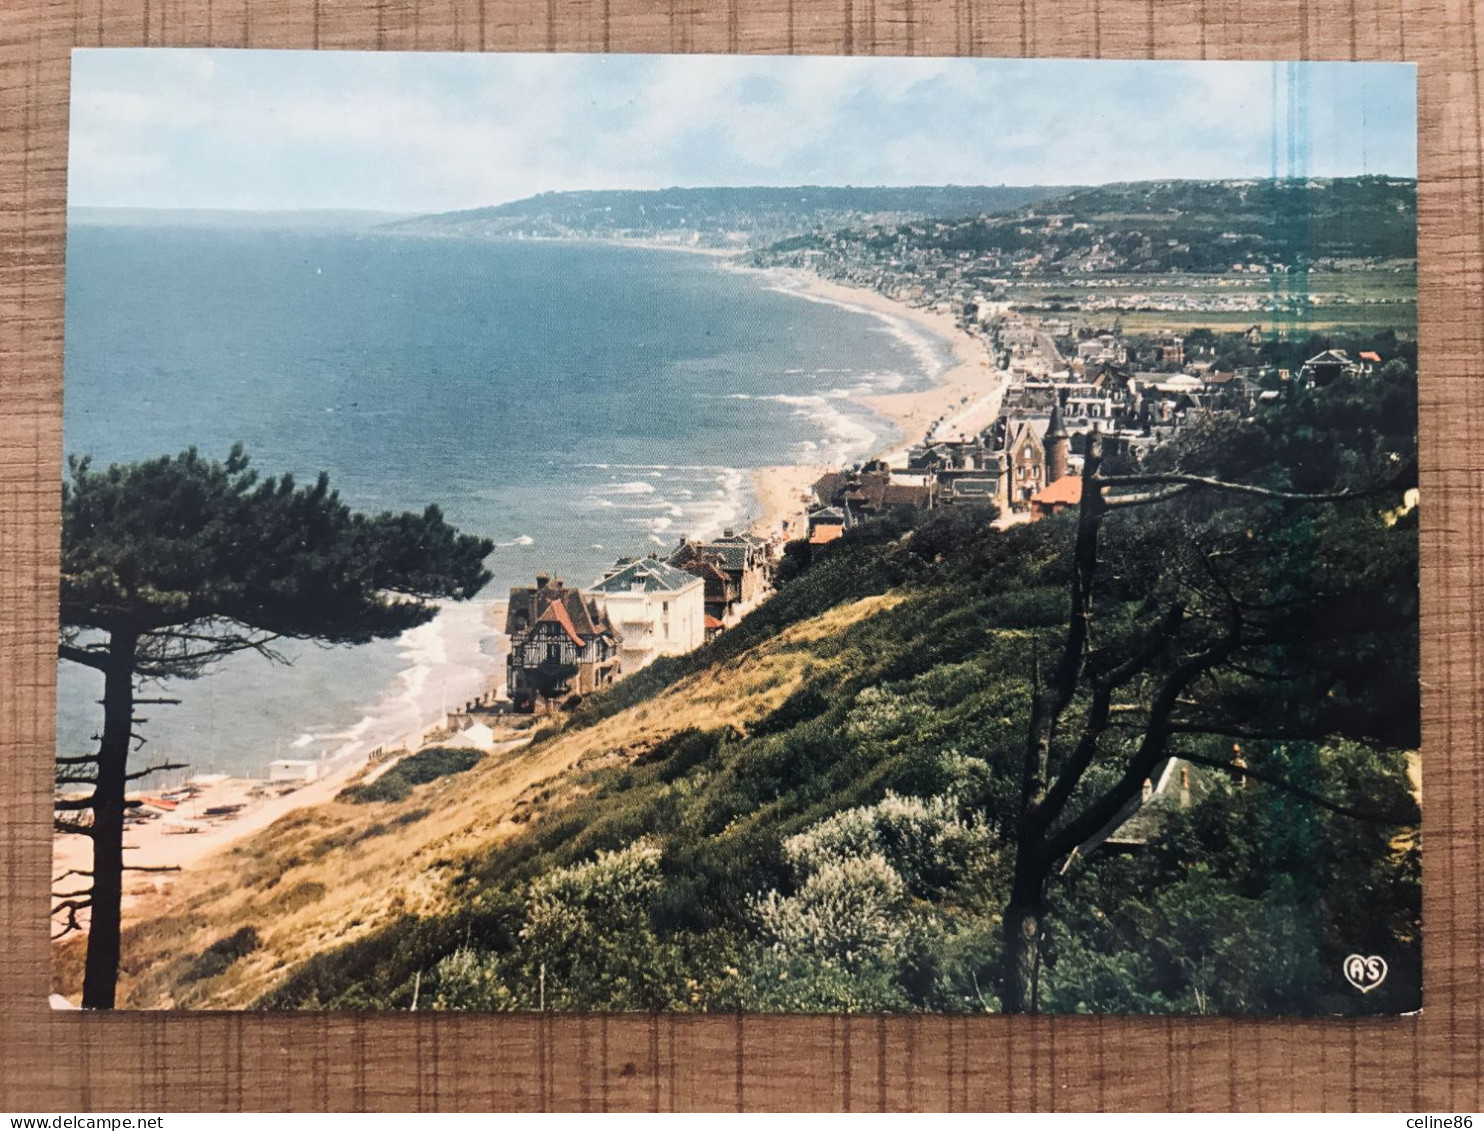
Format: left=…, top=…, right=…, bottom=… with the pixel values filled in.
left=90, top=587, right=909, bottom=1009
left=62, top=485, right=1420, bottom=1014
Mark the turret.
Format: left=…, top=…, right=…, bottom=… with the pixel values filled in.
left=1044, top=399, right=1070, bottom=483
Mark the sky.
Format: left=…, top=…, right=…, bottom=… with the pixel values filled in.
left=68, top=51, right=1417, bottom=215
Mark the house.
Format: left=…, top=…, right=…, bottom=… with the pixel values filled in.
left=505, top=574, right=621, bottom=712
left=1149, top=334, right=1185, bottom=366
left=945, top=476, right=1001, bottom=505
left=589, top=555, right=706, bottom=673
left=671, top=530, right=770, bottom=623
left=1299, top=349, right=1360, bottom=386
left=1004, top=418, right=1048, bottom=507
left=1029, top=472, right=1084, bottom=520
left=1075, top=332, right=1126, bottom=366
left=810, top=467, right=935, bottom=517
left=908, top=439, right=995, bottom=477
left=1075, top=758, right=1225, bottom=857
left=268, top=759, right=321, bottom=784
left=671, top=551, right=733, bottom=624
left=806, top=505, right=848, bottom=544
left=1044, top=400, right=1069, bottom=483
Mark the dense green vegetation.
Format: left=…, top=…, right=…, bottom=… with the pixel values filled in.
left=254, top=356, right=1419, bottom=1016
left=338, top=746, right=486, bottom=805
left=760, top=177, right=1416, bottom=274
left=1039, top=177, right=1417, bottom=266
left=386, top=185, right=1072, bottom=243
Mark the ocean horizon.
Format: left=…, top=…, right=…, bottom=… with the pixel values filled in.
left=59, top=225, right=953, bottom=781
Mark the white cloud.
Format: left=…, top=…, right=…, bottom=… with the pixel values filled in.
left=66, top=51, right=1415, bottom=212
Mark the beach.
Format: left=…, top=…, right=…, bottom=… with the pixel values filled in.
left=54, top=250, right=1010, bottom=934
left=51, top=759, right=368, bottom=929
left=746, top=267, right=1013, bottom=537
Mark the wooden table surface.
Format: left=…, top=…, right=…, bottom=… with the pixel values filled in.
left=0, top=0, right=1478, bottom=1112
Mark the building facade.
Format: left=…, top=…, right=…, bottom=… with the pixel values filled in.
left=505, top=575, right=621, bottom=712
left=588, top=556, right=706, bottom=673
left=671, top=530, right=771, bottom=623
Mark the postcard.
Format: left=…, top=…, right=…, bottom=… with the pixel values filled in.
left=53, top=51, right=1418, bottom=1014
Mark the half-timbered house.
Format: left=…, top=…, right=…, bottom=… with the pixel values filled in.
left=504, top=574, right=621, bottom=713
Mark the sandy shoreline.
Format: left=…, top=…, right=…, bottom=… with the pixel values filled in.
left=52, top=249, right=1008, bottom=936
left=745, top=266, right=1011, bottom=537
left=52, top=609, right=514, bottom=928
left=51, top=757, right=371, bottom=929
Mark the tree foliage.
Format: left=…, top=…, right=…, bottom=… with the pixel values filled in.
left=168, top=360, right=1419, bottom=1017
left=57, top=444, right=494, bottom=1008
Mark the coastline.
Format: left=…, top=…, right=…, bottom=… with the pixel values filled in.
left=52, top=245, right=1007, bottom=934
left=744, top=266, right=1011, bottom=539
left=52, top=611, right=513, bottom=924
left=51, top=757, right=370, bottom=929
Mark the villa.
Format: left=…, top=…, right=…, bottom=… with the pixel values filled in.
left=589, top=556, right=707, bottom=673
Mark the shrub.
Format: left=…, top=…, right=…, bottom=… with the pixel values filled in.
left=783, top=791, right=996, bottom=900
left=429, top=946, right=515, bottom=1011
left=339, top=746, right=483, bottom=804
left=753, top=853, right=910, bottom=966
left=179, top=925, right=260, bottom=984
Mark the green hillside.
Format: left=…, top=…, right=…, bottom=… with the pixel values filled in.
left=759, top=176, right=1416, bottom=273
left=99, top=360, right=1420, bottom=1016
left=383, top=185, right=1073, bottom=245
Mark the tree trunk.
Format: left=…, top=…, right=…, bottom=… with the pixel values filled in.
left=1001, top=846, right=1047, bottom=1014
left=82, top=629, right=136, bottom=1010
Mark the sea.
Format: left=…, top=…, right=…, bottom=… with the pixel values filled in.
left=58, top=224, right=952, bottom=781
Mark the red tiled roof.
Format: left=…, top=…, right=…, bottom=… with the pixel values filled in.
left=704, top=614, right=725, bottom=630
left=1359, top=351, right=1382, bottom=363
left=1033, top=475, right=1084, bottom=507
left=535, top=596, right=585, bottom=647
left=809, top=524, right=845, bottom=545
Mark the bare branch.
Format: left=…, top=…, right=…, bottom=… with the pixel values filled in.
left=1090, top=604, right=1187, bottom=693
left=125, top=762, right=191, bottom=782
left=1102, top=485, right=1193, bottom=510
left=1035, top=604, right=1188, bottom=833
left=1095, top=471, right=1399, bottom=504
left=1169, top=722, right=1329, bottom=744
left=1045, top=610, right=1244, bottom=862
left=58, top=642, right=110, bottom=671
left=1177, top=752, right=1413, bottom=824
left=52, top=897, right=91, bottom=940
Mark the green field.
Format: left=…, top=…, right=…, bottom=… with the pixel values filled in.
left=1111, top=306, right=1416, bottom=337
left=1008, top=270, right=1416, bottom=338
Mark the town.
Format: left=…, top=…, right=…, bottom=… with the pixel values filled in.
left=94, top=175, right=1417, bottom=795
left=482, top=305, right=1389, bottom=720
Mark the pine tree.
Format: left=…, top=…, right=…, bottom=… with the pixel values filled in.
left=56, top=445, right=494, bottom=1008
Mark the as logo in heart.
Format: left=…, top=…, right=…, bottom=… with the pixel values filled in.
left=1343, top=954, right=1388, bottom=993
